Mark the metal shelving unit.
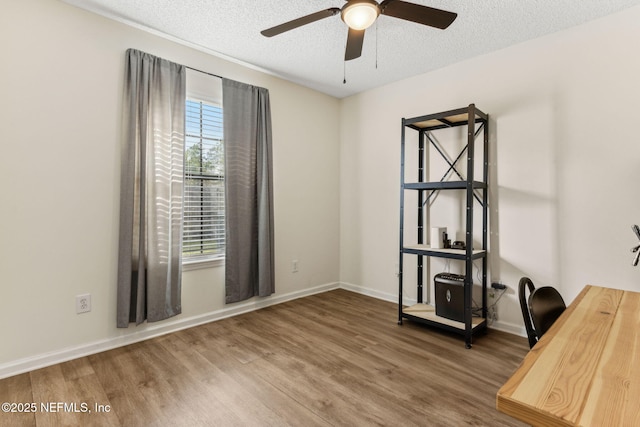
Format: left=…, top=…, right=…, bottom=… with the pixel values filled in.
left=398, top=104, right=489, bottom=348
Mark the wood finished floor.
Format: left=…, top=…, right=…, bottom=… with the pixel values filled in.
left=0, top=289, right=529, bottom=427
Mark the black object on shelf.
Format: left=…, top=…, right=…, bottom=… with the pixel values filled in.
left=434, top=273, right=465, bottom=322
left=397, top=104, right=489, bottom=349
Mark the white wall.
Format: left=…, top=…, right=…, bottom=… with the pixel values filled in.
left=340, top=5, right=640, bottom=333
left=0, top=0, right=340, bottom=375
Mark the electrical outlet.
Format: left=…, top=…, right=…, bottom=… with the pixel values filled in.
left=292, top=260, right=299, bottom=273
left=76, top=294, right=91, bottom=314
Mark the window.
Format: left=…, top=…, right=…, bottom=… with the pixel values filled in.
left=183, top=99, right=225, bottom=262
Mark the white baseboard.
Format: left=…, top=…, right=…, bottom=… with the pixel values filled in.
left=486, top=319, right=526, bottom=337
left=0, top=282, right=339, bottom=380
left=340, top=281, right=402, bottom=304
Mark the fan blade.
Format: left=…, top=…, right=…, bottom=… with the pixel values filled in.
left=345, top=27, right=365, bottom=61
left=261, top=8, right=340, bottom=37
left=380, top=1, right=457, bottom=29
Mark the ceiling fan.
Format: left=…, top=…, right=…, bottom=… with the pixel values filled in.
left=260, top=0, right=457, bottom=61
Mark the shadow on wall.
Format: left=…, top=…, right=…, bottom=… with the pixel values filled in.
left=487, top=93, right=567, bottom=327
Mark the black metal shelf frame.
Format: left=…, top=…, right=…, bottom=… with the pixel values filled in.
left=398, top=103, right=489, bottom=349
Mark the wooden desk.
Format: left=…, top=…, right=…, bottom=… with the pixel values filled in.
left=496, top=285, right=640, bottom=426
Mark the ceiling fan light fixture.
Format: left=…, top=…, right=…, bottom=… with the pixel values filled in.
left=341, top=0, right=380, bottom=30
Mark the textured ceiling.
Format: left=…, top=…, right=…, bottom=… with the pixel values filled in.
left=62, top=0, right=640, bottom=98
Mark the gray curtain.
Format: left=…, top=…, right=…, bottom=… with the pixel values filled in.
left=222, top=78, right=275, bottom=303
left=117, top=49, right=185, bottom=327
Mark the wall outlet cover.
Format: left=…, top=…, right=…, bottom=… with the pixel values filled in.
left=76, top=294, right=91, bottom=314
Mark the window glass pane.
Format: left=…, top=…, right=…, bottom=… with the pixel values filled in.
left=183, top=99, right=224, bottom=260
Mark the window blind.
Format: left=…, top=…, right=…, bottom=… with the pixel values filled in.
left=183, top=99, right=225, bottom=260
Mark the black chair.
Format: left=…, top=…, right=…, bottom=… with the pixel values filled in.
left=518, top=277, right=566, bottom=349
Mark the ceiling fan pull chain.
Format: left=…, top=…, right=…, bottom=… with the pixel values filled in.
left=343, top=60, right=347, bottom=84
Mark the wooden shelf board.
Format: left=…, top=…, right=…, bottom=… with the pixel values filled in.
left=403, top=303, right=485, bottom=330
left=411, top=113, right=471, bottom=130
left=403, top=245, right=486, bottom=258
left=404, top=106, right=488, bottom=131
left=404, top=181, right=487, bottom=191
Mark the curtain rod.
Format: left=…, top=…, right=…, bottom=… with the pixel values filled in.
left=185, top=65, right=224, bottom=80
